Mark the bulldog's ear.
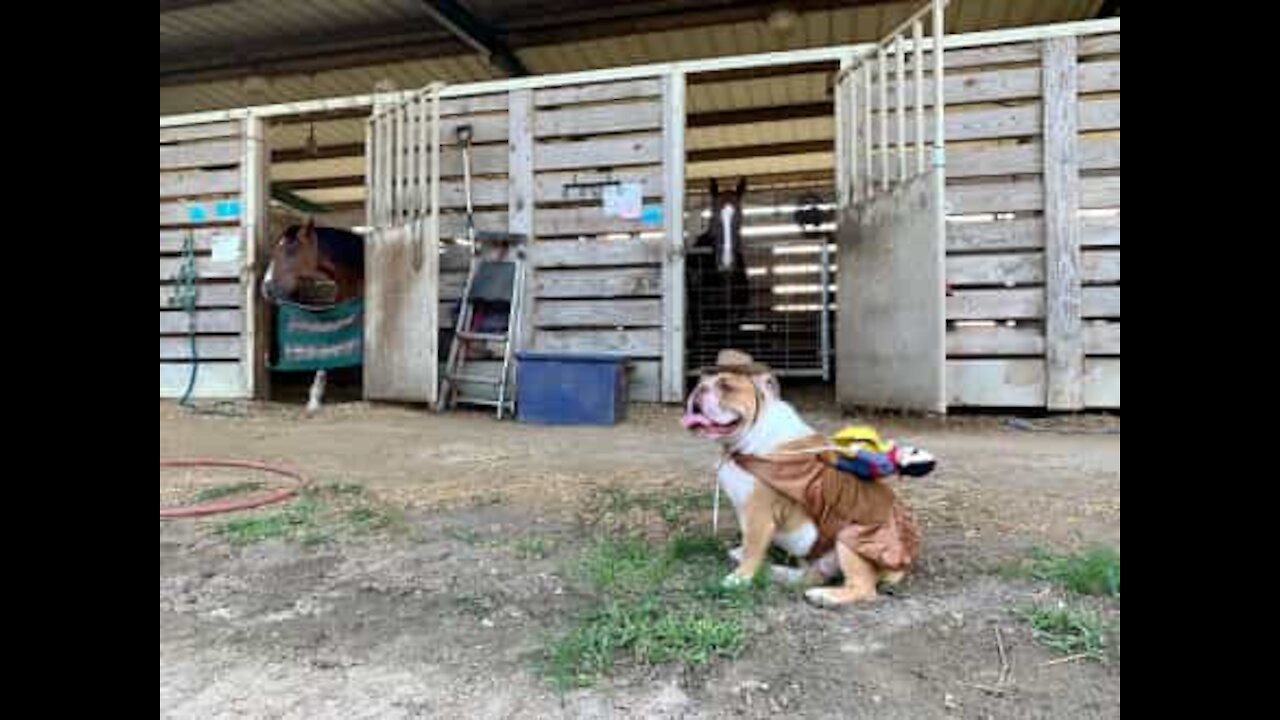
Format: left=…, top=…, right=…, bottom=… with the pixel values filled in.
left=752, top=372, right=780, bottom=400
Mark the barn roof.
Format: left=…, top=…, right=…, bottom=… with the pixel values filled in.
left=161, top=0, right=1119, bottom=212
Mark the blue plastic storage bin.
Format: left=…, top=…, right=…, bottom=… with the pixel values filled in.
left=515, top=351, right=628, bottom=425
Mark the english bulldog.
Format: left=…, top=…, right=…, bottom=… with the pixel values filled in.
left=682, top=349, right=921, bottom=607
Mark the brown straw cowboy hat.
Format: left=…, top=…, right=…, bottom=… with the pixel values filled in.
left=703, top=349, right=773, bottom=376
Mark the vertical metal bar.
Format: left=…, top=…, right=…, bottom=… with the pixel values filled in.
left=395, top=105, right=407, bottom=225
left=365, top=117, right=375, bottom=229
left=819, top=234, right=831, bottom=382
left=931, top=0, right=948, bottom=413
left=932, top=0, right=945, bottom=163
left=896, top=34, right=907, bottom=183
left=380, top=112, right=391, bottom=228
left=412, top=96, right=422, bottom=220
left=835, top=59, right=849, bottom=207
left=428, top=83, right=442, bottom=271
left=418, top=93, right=429, bottom=222
left=913, top=19, right=925, bottom=175
left=862, top=62, right=872, bottom=200
left=878, top=47, right=888, bottom=192
left=847, top=62, right=858, bottom=204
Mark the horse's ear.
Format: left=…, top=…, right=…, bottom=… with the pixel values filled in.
left=709, top=179, right=719, bottom=198
left=735, top=177, right=747, bottom=197
left=302, top=216, right=316, bottom=233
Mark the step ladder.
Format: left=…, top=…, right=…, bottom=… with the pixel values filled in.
left=438, top=231, right=527, bottom=419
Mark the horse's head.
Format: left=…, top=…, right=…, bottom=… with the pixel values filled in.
left=262, top=218, right=336, bottom=304
left=705, top=177, right=747, bottom=272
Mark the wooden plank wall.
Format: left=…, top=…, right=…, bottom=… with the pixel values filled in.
left=521, top=79, right=669, bottom=402
left=931, top=33, right=1120, bottom=409
left=160, top=120, right=250, bottom=398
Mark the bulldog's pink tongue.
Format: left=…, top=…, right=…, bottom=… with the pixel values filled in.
left=682, top=414, right=711, bottom=429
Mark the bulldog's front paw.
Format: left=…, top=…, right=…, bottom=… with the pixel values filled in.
left=803, top=586, right=877, bottom=608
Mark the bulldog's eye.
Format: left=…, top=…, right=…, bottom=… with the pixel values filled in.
left=714, top=378, right=728, bottom=392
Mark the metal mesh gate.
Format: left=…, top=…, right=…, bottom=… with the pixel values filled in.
left=685, top=188, right=835, bottom=379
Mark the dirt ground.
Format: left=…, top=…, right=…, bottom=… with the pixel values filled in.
left=160, top=389, right=1120, bottom=719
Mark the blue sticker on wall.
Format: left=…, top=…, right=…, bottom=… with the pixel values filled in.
left=215, top=200, right=241, bottom=219
left=186, top=205, right=208, bottom=222
left=641, top=204, right=663, bottom=226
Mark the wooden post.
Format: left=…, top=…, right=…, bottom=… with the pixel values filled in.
left=241, top=114, right=268, bottom=399
left=661, top=71, right=687, bottom=403
left=1042, top=35, right=1083, bottom=410
left=508, top=88, right=536, bottom=352
left=931, top=0, right=947, bottom=414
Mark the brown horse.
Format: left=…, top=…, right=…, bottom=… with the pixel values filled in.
left=262, top=218, right=365, bottom=412
left=262, top=218, right=364, bottom=306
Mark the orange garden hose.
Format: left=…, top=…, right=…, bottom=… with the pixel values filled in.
left=160, top=459, right=310, bottom=519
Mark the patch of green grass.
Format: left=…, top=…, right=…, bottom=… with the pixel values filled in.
left=542, top=532, right=773, bottom=692
left=213, top=485, right=399, bottom=546
left=453, top=592, right=496, bottom=618
left=1020, top=601, right=1110, bottom=661
left=194, top=481, right=265, bottom=503
left=323, top=482, right=368, bottom=496
left=591, top=487, right=714, bottom=530
left=513, top=537, right=554, bottom=560
left=578, top=537, right=672, bottom=595
left=216, top=495, right=321, bottom=544
left=545, top=598, right=744, bottom=690
left=657, top=490, right=714, bottom=527
left=667, top=533, right=724, bottom=561
left=1024, top=546, right=1120, bottom=597
left=345, top=505, right=399, bottom=533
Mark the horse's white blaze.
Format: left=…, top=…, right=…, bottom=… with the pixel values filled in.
left=719, top=204, right=736, bottom=268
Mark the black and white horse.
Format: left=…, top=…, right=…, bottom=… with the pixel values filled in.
left=686, top=178, right=751, bottom=358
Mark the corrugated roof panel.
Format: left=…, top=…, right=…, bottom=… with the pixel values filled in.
left=161, top=0, right=426, bottom=54
left=163, top=1, right=1102, bottom=115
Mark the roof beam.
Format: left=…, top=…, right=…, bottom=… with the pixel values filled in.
left=272, top=143, right=364, bottom=164
left=271, top=187, right=331, bottom=213
left=159, top=0, right=234, bottom=11
left=274, top=175, right=364, bottom=192
left=686, top=102, right=831, bottom=128
left=419, top=0, right=529, bottom=77
left=688, top=140, right=831, bottom=163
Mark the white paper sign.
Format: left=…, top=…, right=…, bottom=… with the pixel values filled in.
left=210, top=234, right=242, bottom=264
left=602, top=182, right=642, bottom=220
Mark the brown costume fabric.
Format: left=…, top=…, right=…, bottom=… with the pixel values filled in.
left=731, top=434, right=921, bottom=570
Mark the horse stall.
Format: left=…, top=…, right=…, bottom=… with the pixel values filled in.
left=161, top=12, right=1119, bottom=414
left=363, top=76, right=685, bottom=405
left=834, top=8, right=1120, bottom=412
left=159, top=118, right=267, bottom=400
